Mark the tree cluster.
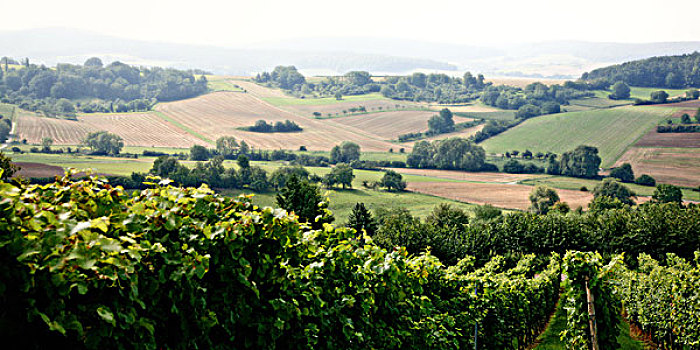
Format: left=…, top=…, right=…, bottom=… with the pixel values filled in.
left=244, top=119, right=302, bottom=133
left=407, top=138, right=488, bottom=171
left=0, top=57, right=208, bottom=116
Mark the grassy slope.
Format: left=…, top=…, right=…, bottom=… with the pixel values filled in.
left=481, top=106, right=674, bottom=167
left=206, top=76, right=245, bottom=92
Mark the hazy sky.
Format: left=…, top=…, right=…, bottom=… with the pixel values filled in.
left=2, top=0, right=699, bottom=47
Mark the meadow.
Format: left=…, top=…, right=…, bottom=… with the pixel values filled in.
left=481, top=105, right=675, bottom=167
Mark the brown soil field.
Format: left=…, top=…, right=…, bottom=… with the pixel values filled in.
left=657, top=100, right=700, bottom=108
left=15, top=112, right=206, bottom=147
left=332, top=111, right=472, bottom=140
left=12, top=162, right=64, bottom=178
left=154, top=91, right=401, bottom=152
left=635, top=129, right=700, bottom=148
left=614, top=147, right=700, bottom=187
left=286, top=100, right=422, bottom=117
left=79, top=113, right=207, bottom=147
left=15, top=113, right=98, bottom=145
left=407, top=181, right=593, bottom=210
left=393, top=168, right=545, bottom=183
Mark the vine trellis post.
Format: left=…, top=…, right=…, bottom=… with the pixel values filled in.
left=584, top=276, right=599, bottom=350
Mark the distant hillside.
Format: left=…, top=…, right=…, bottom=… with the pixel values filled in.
left=0, top=28, right=456, bottom=75
left=581, top=52, right=700, bottom=88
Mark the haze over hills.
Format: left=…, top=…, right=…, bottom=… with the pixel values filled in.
left=2, top=28, right=699, bottom=78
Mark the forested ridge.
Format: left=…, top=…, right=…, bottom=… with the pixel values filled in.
left=0, top=57, right=208, bottom=116
left=582, top=51, right=700, bottom=88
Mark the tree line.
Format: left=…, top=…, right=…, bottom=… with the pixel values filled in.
left=0, top=57, right=208, bottom=117
left=582, top=51, right=700, bottom=88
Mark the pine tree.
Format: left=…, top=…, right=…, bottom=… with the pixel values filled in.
left=347, top=203, right=377, bottom=236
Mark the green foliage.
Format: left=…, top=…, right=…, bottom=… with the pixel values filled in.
left=609, top=253, right=700, bottom=348
left=593, top=178, right=636, bottom=205
left=559, top=145, right=601, bottom=179
left=276, top=174, right=334, bottom=229
left=346, top=202, right=377, bottom=235
left=82, top=131, right=124, bottom=155
left=634, top=174, right=656, bottom=186
left=269, top=165, right=310, bottom=189
left=560, top=251, right=621, bottom=349
left=215, top=136, right=239, bottom=158
left=427, top=108, right=455, bottom=134
left=0, top=174, right=563, bottom=349
left=326, top=163, right=354, bottom=189
left=189, top=144, right=210, bottom=161
left=583, top=52, right=700, bottom=88
left=609, top=82, right=631, bottom=99
left=473, top=204, right=502, bottom=222
left=407, top=138, right=486, bottom=171
left=529, top=186, right=560, bottom=214
left=330, top=141, right=361, bottom=164
left=609, top=162, right=634, bottom=183
left=0, top=152, right=19, bottom=180
left=652, top=183, right=683, bottom=203
left=379, top=169, right=406, bottom=191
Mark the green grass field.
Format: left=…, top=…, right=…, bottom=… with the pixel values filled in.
left=206, top=76, right=245, bottom=92
left=481, top=106, right=674, bottom=167
left=9, top=152, right=153, bottom=175
left=262, top=92, right=387, bottom=106
left=0, top=103, right=16, bottom=120
left=629, top=86, right=690, bottom=100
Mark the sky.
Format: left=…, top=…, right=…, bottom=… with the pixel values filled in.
left=2, top=0, right=699, bottom=47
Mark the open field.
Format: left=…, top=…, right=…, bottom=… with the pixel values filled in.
left=205, top=76, right=245, bottom=92
left=568, top=97, right=630, bottom=109
left=521, top=174, right=700, bottom=201
left=332, top=111, right=472, bottom=140
left=614, top=147, right=700, bottom=188
left=262, top=92, right=387, bottom=106
left=635, top=127, right=700, bottom=148
left=14, top=111, right=207, bottom=147
left=13, top=162, right=64, bottom=178
left=283, top=99, right=424, bottom=117
left=407, top=181, right=594, bottom=211
left=8, top=153, right=153, bottom=176
left=481, top=106, right=674, bottom=167
left=455, top=110, right=516, bottom=120
left=425, top=103, right=501, bottom=113
left=393, top=168, right=545, bottom=183
left=629, top=87, right=692, bottom=100
left=154, top=91, right=400, bottom=152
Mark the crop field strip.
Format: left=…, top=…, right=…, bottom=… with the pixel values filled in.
left=154, top=91, right=403, bottom=152
left=332, top=111, right=472, bottom=140
left=614, top=147, right=700, bottom=188
left=14, top=111, right=208, bottom=148
left=481, top=106, right=675, bottom=167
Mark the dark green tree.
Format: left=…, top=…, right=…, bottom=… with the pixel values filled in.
left=330, top=142, right=361, bottom=164
left=529, top=186, right=560, bottom=214
left=276, top=175, right=334, bottom=229
left=593, top=178, right=636, bottom=206
left=650, top=90, right=669, bottom=103
left=347, top=202, right=377, bottom=236
left=473, top=204, right=502, bottom=221
left=559, top=145, right=601, bottom=179
left=82, top=131, right=124, bottom=155
left=190, top=145, right=210, bottom=161
left=609, top=163, right=634, bottom=183
left=681, top=113, right=692, bottom=124
left=652, top=184, right=683, bottom=203
left=634, top=174, right=656, bottom=187
left=610, top=82, right=631, bottom=99
left=379, top=170, right=406, bottom=191
left=215, top=136, right=239, bottom=158
left=0, top=152, right=19, bottom=180
left=330, top=163, right=354, bottom=189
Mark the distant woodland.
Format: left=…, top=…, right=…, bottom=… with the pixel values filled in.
left=0, top=57, right=208, bottom=117
left=582, top=52, right=700, bottom=88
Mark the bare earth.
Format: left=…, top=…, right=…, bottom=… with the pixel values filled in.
left=12, top=162, right=64, bottom=178
left=333, top=111, right=472, bottom=140
left=615, top=147, right=700, bottom=188
left=407, top=181, right=594, bottom=210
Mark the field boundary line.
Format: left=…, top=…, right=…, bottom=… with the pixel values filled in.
left=605, top=107, right=678, bottom=168
left=152, top=111, right=214, bottom=145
